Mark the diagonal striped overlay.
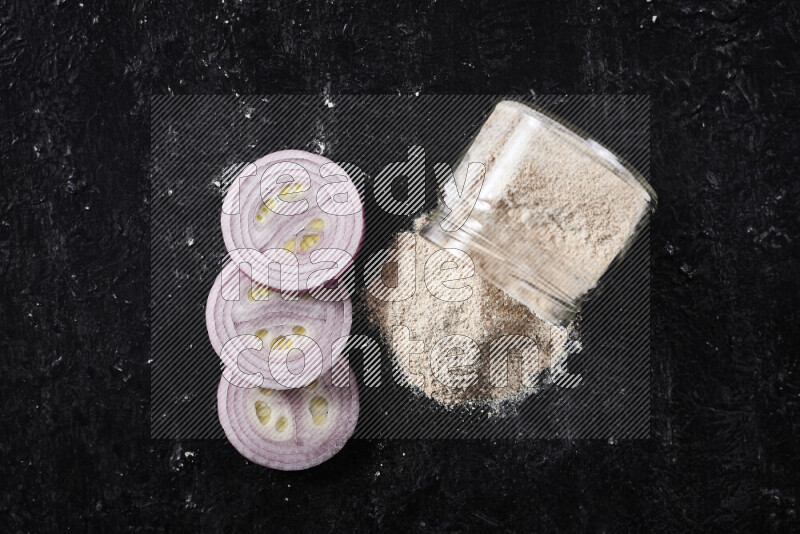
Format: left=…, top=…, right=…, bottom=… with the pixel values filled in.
left=150, top=95, right=652, bottom=439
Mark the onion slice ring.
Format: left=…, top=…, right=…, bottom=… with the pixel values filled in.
left=206, top=261, right=353, bottom=389
left=221, top=150, right=364, bottom=292
left=217, top=365, right=360, bottom=470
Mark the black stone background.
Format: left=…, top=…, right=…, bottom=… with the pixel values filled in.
left=1, top=1, right=798, bottom=532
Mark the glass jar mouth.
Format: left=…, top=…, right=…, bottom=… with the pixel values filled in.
left=420, top=208, right=587, bottom=326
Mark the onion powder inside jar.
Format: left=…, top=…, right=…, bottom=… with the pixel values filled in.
left=421, top=100, right=657, bottom=325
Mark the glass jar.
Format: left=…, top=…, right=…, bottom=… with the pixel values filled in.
left=420, top=100, right=657, bottom=326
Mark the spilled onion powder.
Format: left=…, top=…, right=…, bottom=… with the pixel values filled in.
left=367, top=217, right=565, bottom=408
left=367, top=102, right=650, bottom=408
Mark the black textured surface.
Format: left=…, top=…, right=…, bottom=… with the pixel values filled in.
left=1, top=1, right=798, bottom=532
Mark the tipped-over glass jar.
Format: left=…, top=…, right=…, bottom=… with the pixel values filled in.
left=420, top=100, right=657, bottom=326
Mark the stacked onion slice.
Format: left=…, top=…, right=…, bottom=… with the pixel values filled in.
left=205, top=261, right=352, bottom=389
left=207, top=149, right=364, bottom=470
left=221, top=150, right=364, bottom=293
left=217, top=365, right=359, bottom=470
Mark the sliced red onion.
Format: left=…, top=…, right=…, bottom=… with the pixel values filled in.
left=217, top=364, right=360, bottom=470
left=221, top=150, right=364, bottom=292
left=206, top=261, right=353, bottom=389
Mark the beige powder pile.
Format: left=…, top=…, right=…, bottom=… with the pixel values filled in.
left=367, top=217, right=563, bottom=408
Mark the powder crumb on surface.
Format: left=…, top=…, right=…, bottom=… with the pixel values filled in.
left=367, top=217, right=565, bottom=408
